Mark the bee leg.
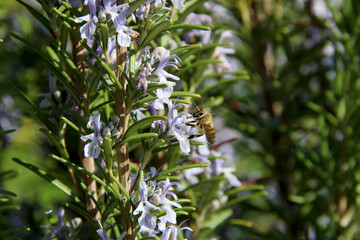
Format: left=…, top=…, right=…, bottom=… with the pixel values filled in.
left=185, top=120, right=199, bottom=128
left=188, top=133, right=204, bottom=139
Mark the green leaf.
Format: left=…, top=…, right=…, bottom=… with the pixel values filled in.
left=0, top=170, right=17, bottom=180
left=64, top=203, right=97, bottom=226
left=148, top=139, right=166, bottom=153
left=99, top=23, right=110, bottom=52
left=219, top=191, right=267, bottom=211
left=174, top=210, right=189, bottom=215
left=103, top=137, right=113, bottom=170
left=181, top=176, right=228, bottom=193
left=10, top=33, right=81, bottom=105
left=175, top=206, right=196, bottom=212
left=124, top=116, right=167, bottom=139
left=0, top=129, right=16, bottom=136
left=102, top=198, right=118, bottom=221
left=8, top=78, right=37, bottom=112
left=15, top=0, right=51, bottom=33
left=39, top=128, right=70, bottom=159
left=306, top=101, right=323, bottom=113
left=0, top=205, right=20, bottom=211
left=58, top=50, right=86, bottom=88
left=176, top=0, right=209, bottom=23
left=128, top=0, right=148, bottom=13
left=61, top=21, right=125, bottom=97
left=61, top=116, right=85, bottom=135
left=111, top=176, right=136, bottom=209
left=61, top=1, right=82, bottom=17
left=203, top=209, right=233, bottom=229
left=72, top=110, right=89, bottom=133
left=49, top=154, right=125, bottom=208
left=193, top=71, right=247, bottom=89
left=146, top=83, right=169, bottom=93
left=0, top=227, right=31, bottom=237
left=176, top=198, right=192, bottom=204
left=167, top=24, right=211, bottom=31
left=139, top=20, right=173, bottom=50
left=150, top=164, right=210, bottom=181
left=52, top=7, right=75, bottom=23
left=0, top=189, right=17, bottom=197
left=198, top=76, right=249, bottom=95
left=12, top=158, right=80, bottom=203
left=170, top=44, right=202, bottom=55
left=336, top=97, right=346, bottom=121
left=228, top=219, right=253, bottom=228
left=171, top=91, right=201, bottom=99
left=133, top=96, right=157, bottom=108
left=179, top=59, right=223, bottom=74
left=169, top=98, right=192, bottom=105
left=226, top=185, right=265, bottom=196
left=132, top=83, right=168, bottom=102
left=79, top=182, right=102, bottom=214
left=113, top=133, right=158, bottom=149
left=60, top=24, right=69, bottom=52
left=128, top=140, right=143, bottom=152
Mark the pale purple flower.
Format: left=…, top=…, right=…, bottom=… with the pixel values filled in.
left=80, top=113, right=103, bottom=158
left=113, top=3, right=135, bottom=26
left=167, top=101, right=193, bottom=155
left=116, top=24, right=136, bottom=47
left=134, top=108, right=147, bottom=120
left=152, top=47, right=181, bottom=109
left=75, top=0, right=98, bottom=39
left=38, top=74, right=57, bottom=108
left=311, top=0, right=330, bottom=19
left=153, top=47, right=181, bottom=83
left=157, top=178, right=181, bottom=232
left=170, top=0, right=184, bottom=9
left=136, top=0, right=151, bottom=21
left=152, top=119, right=166, bottom=131
left=154, top=0, right=184, bottom=9
left=184, top=13, right=212, bottom=45
left=183, top=167, right=205, bottom=184
left=107, top=37, right=117, bottom=69
left=137, top=69, right=150, bottom=93
left=213, top=31, right=235, bottom=73
left=102, top=0, right=121, bottom=23
left=212, top=158, right=241, bottom=187
left=184, top=135, right=241, bottom=187
left=160, top=221, right=193, bottom=240
left=41, top=208, right=68, bottom=240
left=110, top=3, right=136, bottom=47
left=133, top=181, right=160, bottom=233
left=96, top=219, right=126, bottom=240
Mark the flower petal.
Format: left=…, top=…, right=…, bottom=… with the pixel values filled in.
left=170, top=0, right=184, bottom=9
left=84, top=140, right=101, bottom=158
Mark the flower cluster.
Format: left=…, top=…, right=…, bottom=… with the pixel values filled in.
left=185, top=135, right=241, bottom=188
left=34, top=0, right=242, bottom=239
left=133, top=175, right=192, bottom=238
left=75, top=0, right=135, bottom=46
left=135, top=47, right=181, bottom=108
left=136, top=0, right=185, bottom=21
left=81, top=113, right=120, bottom=158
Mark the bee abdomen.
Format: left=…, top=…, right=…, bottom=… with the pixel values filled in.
left=204, top=123, right=216, bottom=144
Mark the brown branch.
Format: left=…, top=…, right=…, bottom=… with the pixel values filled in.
left=116, top=1, right=132, bottom=238
left=70, top=32, right=100, bottom=222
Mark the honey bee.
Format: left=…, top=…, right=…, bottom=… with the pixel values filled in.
left=187, top=106, right=216, bottom=144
